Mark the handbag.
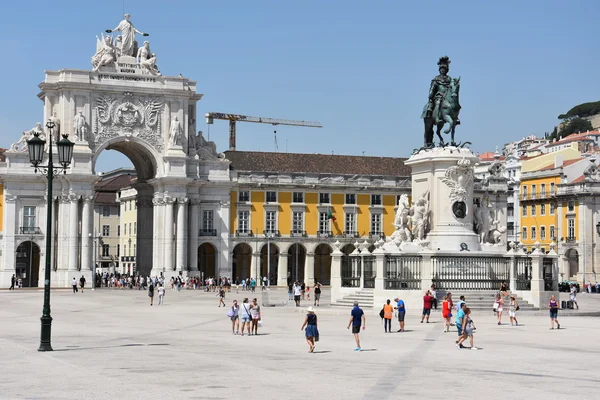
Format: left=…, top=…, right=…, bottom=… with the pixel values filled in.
left=227, top=308, right=235, bottom=318
left=258, top=319, right=263, bottom=327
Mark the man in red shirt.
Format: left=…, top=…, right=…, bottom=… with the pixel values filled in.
left=421, top=290, right=435, bottom=323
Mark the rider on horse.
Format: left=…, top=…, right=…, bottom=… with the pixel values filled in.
left=422, top=56, right=460, bottom=126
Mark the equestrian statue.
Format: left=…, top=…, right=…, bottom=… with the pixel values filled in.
left=421, top=56, right=464, bottom=148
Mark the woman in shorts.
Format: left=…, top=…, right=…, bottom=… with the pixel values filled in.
left=228, top=300, right=240, bottom=335
left=240, top=298, right=252, bottom=336
left=509, top=295, right=519, bottom=326
left=494, top=293, right=504, bottom=325
left=549, top=295, right=560, bottom=330
left=250, top=298, right=261, bottom=335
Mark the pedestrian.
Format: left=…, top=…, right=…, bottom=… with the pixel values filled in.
left=79, top=275, right=86, bottom=293
left=313, top=283, right=322, bottom=306
left=442, top=294, right=452, bottom=333
left=262, top=276, right=267, bottom=290
left=288, top=282, right=293, bottom=301
left=72, top=277, right=78, bottom=293
left=301, top=281, right=306, bottom=300
left=306, top=285, right=311, bottom=301
left=455, top=303, right=468, bottom=348
left=382, top=299, right=393, bottom=333
left=301, top=306, right=319, bottom=353
left=569, top=284, right=579, bottom=309
left=157, top=283, right=165, bottom=305
left=421, top=290, right=434, bottom=323
left=509, top=295, right=519, bottom=326
left=240, top=298, right=252, bottom=336
left=430, top=284, right=438, bottom=310
left=460, top=307, right=478, bottom=350
left=347, top=301, right=365, bottom=351
left=9, top=274, right=16, bottom=290
left=218, top=286, right=226, bottom=307
left=235, top=277, right=240, bottom=293
left=499, top=281, right=509, bottom=298
left=242, top=278, right=247, bottom=292
left=227, top=300, right=240, bottom=335
left=250, top=298, right=261, bottom=335
left=293, top=281, right=302, bottom=307
left=250, top=277, right=256, bottom=293
left=494, top=293, right=504, bottom=325
left=455, top=295, right=465, bottom=313
left=549, top=295, right=560, bottom=330
left=148, top=282, right=155, bottom=306
left=394, top=297, right=406, bottom=332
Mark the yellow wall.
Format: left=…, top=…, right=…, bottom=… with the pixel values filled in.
left=230, top=191, right=237, bottom=231
left=561, top=200, right=579, bottom=241
left=383, top=194, right=396, bottom=237
left=357, top=194, right=370, bottom=236
left=520, top=175, right=562, bottom=250
left=305, top=192, right=318, bottom=234
left=250, top=191, right=264, bottom=234
left=0, top=184, right=3, bottom=232
left=278, top=191, right=291, bottom=233
left=521, top=145, right=580, bottom=172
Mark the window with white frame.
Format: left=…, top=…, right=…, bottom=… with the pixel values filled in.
left=345, top=213, right=356, bottom=234
left=550, top=225, right=555, bottom=240
left=371, top=214, right=381, bottom=235
left=531, top=226, right=537, bottom=240
left=541, top=184, right=546, bottom=197
left=292, top=192, right=304, bottom=203
left=532, top=185, right=537, bottom=198
left=371, top=194, right=382, bottom=205
left=550, top=202, right=555, bottom=215
left=134, top=222, right=137, bottom=235
left=117, top=244, right=120, bottom=257
left=522, top=186, right=528, bottom=198
left=117, top=225, right=121, bottom=237
left=23, top=206, right=36, bottom=231
left=238, top=191, right=250, bottom=202
left=319, top=193, right=330, bottom=204
left=292, top=211, right=304, bottom=234
left=265, top=211, right=277, bottom=233
left=129, top=223, right=132, bottom=236
left=102, top=206, right=110, bottom=217
left=319, top=212, right=330, bottom=234
left=134, top=244, right=136, bottom=256
left=531, top=204, right=536, bottom=216
left=550, top=182, right=555, bottom=194
left=102, top=244, right=110, bottom=257
left=203, top=210, right=214, bottom=231
left=568, top=200, right=575, bottom=212
left=522, top=227, right=527, bottom=240
left=345, top=193, right=356, bottom=204
left=124, top=223, right=127, bottom=235
left=540, top=226, right=546, bottom=240
left=266, top=191, right=277, bottom=203
left=124, top=244, right=127, bottom=257
left=568, top=218, right=575, bottom=238
left=522, top=206, right=527, bottom=217
left=540, top=204, right=546, bottom=215
left=238, top=210, right=250, bottom=233
left=102, top=225, right=110, bottom=236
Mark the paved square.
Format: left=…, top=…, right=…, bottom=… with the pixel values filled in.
left=1, top=288, right=599, bottom=400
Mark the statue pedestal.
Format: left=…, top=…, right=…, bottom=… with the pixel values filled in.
left=405, top=147, right=481, bottom=252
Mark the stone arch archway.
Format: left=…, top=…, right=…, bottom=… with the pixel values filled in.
left=314, top=243, right=333, bottom=285
left=287, top=243, right=306, bottom=283
left=92, top=136, right=163, bottom=181
left=198, top=243, right=217, bottom=279
left=232, top=243, right=253, bottom=280
left=565, top=248, right=579, bottom=279
left=260, top=243, right=279, bottom=285
left=15, top=241, right=41, bottom=287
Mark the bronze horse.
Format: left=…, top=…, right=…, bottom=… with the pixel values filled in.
left=423, top=77, right=461, bottom=147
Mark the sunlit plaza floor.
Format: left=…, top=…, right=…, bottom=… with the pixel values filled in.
left=1, top=288, right=599, bottom=400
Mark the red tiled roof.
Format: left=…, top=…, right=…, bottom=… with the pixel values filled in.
left=478, top=152, right=505, bottom=161
left=94, top=174, right=135, bottom=204
left=225, top=151, right=411, bottom=177
left=571, top=175, right=585, bottom=183
left=547, top=130, right=600, bottom=147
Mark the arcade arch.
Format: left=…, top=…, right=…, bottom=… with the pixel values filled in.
left=198, top=243, right=217, bottom=279
left=287, top=243, right=306, bottom=283
left=260, top=243, right=279, bottom=285
left=232, top=243, right=253, bottom=280
left=565, top=248, right=579, bottom=279
left=314, top=243, right=333, bottom=285
left=15, top=241, right=40, bottom=287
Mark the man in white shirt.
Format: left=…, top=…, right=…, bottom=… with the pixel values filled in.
left=157, top=284, right=166, bottom=305
left=72, top=277, right=78, bottom=293
left=293, top=282, right=302, bottom=307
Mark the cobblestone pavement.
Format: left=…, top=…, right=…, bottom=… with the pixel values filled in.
left=1, top=288, right=599, bottom=400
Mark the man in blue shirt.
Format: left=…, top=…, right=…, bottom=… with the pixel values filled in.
left=455, top=302, right=467, bottom=348
left=394, top=297, right=406, bottom=332
left=347, top=301, right=366, bottom=351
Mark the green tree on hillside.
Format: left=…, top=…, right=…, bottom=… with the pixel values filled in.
left=558, top=101, right=600, bottom=119
left=557, top=117, right=593, bottom=138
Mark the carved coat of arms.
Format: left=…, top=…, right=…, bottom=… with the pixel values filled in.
left=442, top=158, right=474, bottom=203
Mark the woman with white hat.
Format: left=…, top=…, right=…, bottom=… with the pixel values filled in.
left=301, top=306, right=319, bottom=353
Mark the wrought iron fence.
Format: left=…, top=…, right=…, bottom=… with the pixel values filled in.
left=385, top=255, right=422, bottom=290
left=432, top=256, right=510, bottom=291
left=362, top=256, right=376, bottom=288
left=516, top=257, right=532, bottom=290
left=341, top=255, right=361, bottom=287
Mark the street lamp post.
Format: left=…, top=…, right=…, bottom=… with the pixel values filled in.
left=89, top=232, right=102, bottom=289
left=27, top=120, right=74, bottom=352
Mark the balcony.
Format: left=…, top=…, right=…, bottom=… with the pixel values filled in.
left=565, top=237, right=577, bottom=244
left=263, top=230, right=281, bottom=237
left=19, top=227, right=42, bottom=235
left=369, top=232, right=385, bottom=240
left=290, top=230, right=307, bottom=238
left=317, top=230, right=333, bottom=238
left=343, top=231, right=359, bottom=238
left=520, top=192, right=555, bottom=201
left=121, top=256, right=136, bottom=262
left=199, top=229, right=217, bottom=237
left=235, top=230, right=254, bottom=237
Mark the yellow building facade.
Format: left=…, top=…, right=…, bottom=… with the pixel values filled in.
left=118, top=187, right=138, bottom=275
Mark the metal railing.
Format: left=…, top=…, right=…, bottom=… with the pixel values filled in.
left=317, top=230, right=333, bottom=238
left=290, top=230, right=307, bottom=237
left=199, top=229, right=217, bottom=236
left=432, top=256, right=510, bottom=290
left=344, top=231, right=359, bottom=238
left=341, top=255, right=361, bottom=287
left=362, top=256, right=376, bottom=288
left=235, top=230, right=254, bottom=237
left=369, top=232, right=385, bottom=240
left=516, top=257, right=532, bottom=290
left=263, top=230, right=281, bottom=237
left=19, top=227, right=42, bottom=234
left=385, top=255, right=422, bottom=290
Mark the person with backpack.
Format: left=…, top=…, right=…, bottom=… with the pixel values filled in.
left=381, top=299, right=394, bottom=333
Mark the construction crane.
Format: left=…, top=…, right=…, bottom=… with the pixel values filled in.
left=205, top=112, right=323, bottom=151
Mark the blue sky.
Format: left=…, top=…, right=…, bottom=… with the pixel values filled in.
left=1, top=0, right=599, bottom=172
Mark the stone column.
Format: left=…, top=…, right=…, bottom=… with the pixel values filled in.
left=374, top=248, right=385, bottom=291
left=420, top=252, right=433, bottom=291
left=508, top=254, right=516, bottom=293
left=57, top=192, right=71, bottom=271
left=330, top=249, right=343, bottom=303
left=81, top=196, right=93, bottom=271
left=251, top=252, right=259, bottom=279
left=305, top=252, right=315, bottom=286
left=2, top=195, right=18, bottom=273
left=151, top=197, right=165, bottom=277
left=164, top=197, right=175, bottom=271
left=529, top=247, right=545, bottom=308
left=175, top=198, right=189, bottom=272
left=189, top=200, right=200, bottom=272
left=68, top=193, right=80, bottom=271
left=277, top=252, right=288, bottom=286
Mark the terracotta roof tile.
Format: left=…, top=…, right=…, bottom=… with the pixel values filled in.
left=571, top=175, right=586, bottom=183
left=225, top=151, right=411, bottom=177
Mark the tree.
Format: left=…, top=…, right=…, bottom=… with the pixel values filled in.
left=558, top=117, right=593, bottom=138
left=558, top=101, right=600, bottom=120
